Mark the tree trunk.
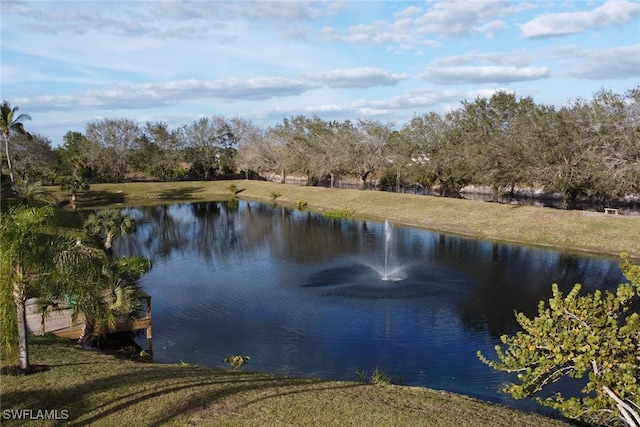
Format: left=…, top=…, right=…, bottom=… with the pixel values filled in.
left=13, top=282, right=29, bottom=370
left=330, top=173, right=335, bottom=188
left=280, top=169, right=286, bottom=184
left=104, top=233, right=114, bottom=250
left=79, top=319, right=96, bottom=349
left=395, top=171, right=401, bottom=193
left=360, top=171, right=370, bottom=190
left=4, top=134, right=14, bottom=182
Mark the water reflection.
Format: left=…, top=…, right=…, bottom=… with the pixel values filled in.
left=114, top=200, right=625, bottom=414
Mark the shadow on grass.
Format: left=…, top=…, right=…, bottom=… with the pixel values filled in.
left=77, top=190, right=126, bottom=207
left=53, top=208, right=84, bottom=229
left=2, top=355, right=358, bottom=426
left=156, top=186, right=205, bottom=200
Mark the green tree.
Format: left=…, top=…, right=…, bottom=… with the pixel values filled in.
left=84, top=209, right=136, bottom=250
left=383, top=130, right=421, bottom=193
left=478, top=254, right=640, bottom=426
left=12, top=179, right=52, bottom=206
left=60, top=176, right=90, bottom=210
left=455, top=92, right=541, bottom=198
left=0, top=206, right=56, bottom=369
left=352, top=119, right=394, bottom=189
left=55, top=131, right=92, bottom=179
left=255, top=117, right=310, bottom=184
left=400, top=112, right=450, bottom=189
left=277, top=115, right=317, bottom=185
left=137, top=122, right=183, bottom=181
left=0, top=101, right=32, bottom=183
left=309, top=118, right=355, bottom=188
left=53, top=249, right=151, bottom=346
left=181, top=116, right=238, bottom=180
left=538, top=88, right=640, bottom=209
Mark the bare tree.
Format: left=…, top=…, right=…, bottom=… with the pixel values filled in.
left=229, top=118, right=264, bottom=180
left=85, top=118, right=141, bottom=183
left=181, top=116, right=238, bottom=180
left=10, top=133, right=55, bottom=181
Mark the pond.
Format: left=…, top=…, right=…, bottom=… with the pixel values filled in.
left=112, top=200, right=625, bottom=415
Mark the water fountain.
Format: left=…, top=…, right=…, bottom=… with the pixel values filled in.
left=380, top=220, right=403, bottom=281
left=303, top=219, right=462, bottom=298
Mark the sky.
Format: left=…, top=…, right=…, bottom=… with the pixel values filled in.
left=1, top=0, right=639, bottom=146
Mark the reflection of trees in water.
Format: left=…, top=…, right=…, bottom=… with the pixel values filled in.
left=277, top=211, right=375, bottom=264
left=114, top=202, right=625, bottom=340
left=118, top=204, right=195, bottom=260
left=117, top=202, right=389, bottom=265
left=430, top=236, right=624, bottom=338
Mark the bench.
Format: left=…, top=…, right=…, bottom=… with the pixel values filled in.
left=604, top=208, right=619, bottom=215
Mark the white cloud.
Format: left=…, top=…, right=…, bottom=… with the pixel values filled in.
left=321, top=0, right=513, bottom=50
left=421, top=66, right=550, bottom=84
left=394, top=6, right=423, bottom=20
left=7, top=1, right=327, bottom=40
left=476, top=20, right=508, bottom=39
left=520, top=0, right=640, bottom=38
left=420, top=50, right=551, bottom=84
left=353, top=89, right=472, bottom=110
left=342, top=20, right=416, bottom=45
left=414, top=0, right=513, bottom=38
left=305, top=68, right=409, bottom=88
left=563, top=44, right=640, bottom=80
left=222, top=2, right=324, bottom=22
left=17, top=78, right=318, bottom=112
left=429, top=51, right=534, bottom=68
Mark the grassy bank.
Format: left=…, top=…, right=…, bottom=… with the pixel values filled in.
left=0, top=336, right=569, bottom=426
left=50, top=180, right=640, bottom=259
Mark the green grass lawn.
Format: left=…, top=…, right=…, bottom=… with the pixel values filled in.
left=0, top=336, right=570, bottom=426
left=51, top=180, right=640, bottom=259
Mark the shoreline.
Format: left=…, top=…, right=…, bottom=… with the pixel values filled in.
left=49, top=180, right=640, bottom=260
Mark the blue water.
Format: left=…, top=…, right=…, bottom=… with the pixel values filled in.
left=113, top=200, right=625, bottom=416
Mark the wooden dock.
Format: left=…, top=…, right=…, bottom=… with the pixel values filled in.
left=25, top=294, right=152, bottom=346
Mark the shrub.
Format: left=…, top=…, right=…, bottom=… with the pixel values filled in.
left=224, top=355, right=250, bottom=370
left=322, top=209, right=353, bottom=219
left=478, top=252, right=640, bottom=426
left=370, top=368, right=391, bottom=386
left=354, top=369, right=368, bottom=384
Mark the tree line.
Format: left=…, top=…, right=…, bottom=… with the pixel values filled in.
left=2, top=87, right=639, bottom=209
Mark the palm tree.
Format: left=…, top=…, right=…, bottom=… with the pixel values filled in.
left=12, top=179, right=53, bottom=206
left=33, top=298, right=62, bottom=335
left=84, top=209, right=136, bottom=250
left=0, top=206, right=56, bottom=370
left=0, top=101, right=32, bottom=182
left=55, top=244, right=151, bottom=347
left=0, top=206, right=148, bottom=368
left=59, top=176, right=90, bottom=210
